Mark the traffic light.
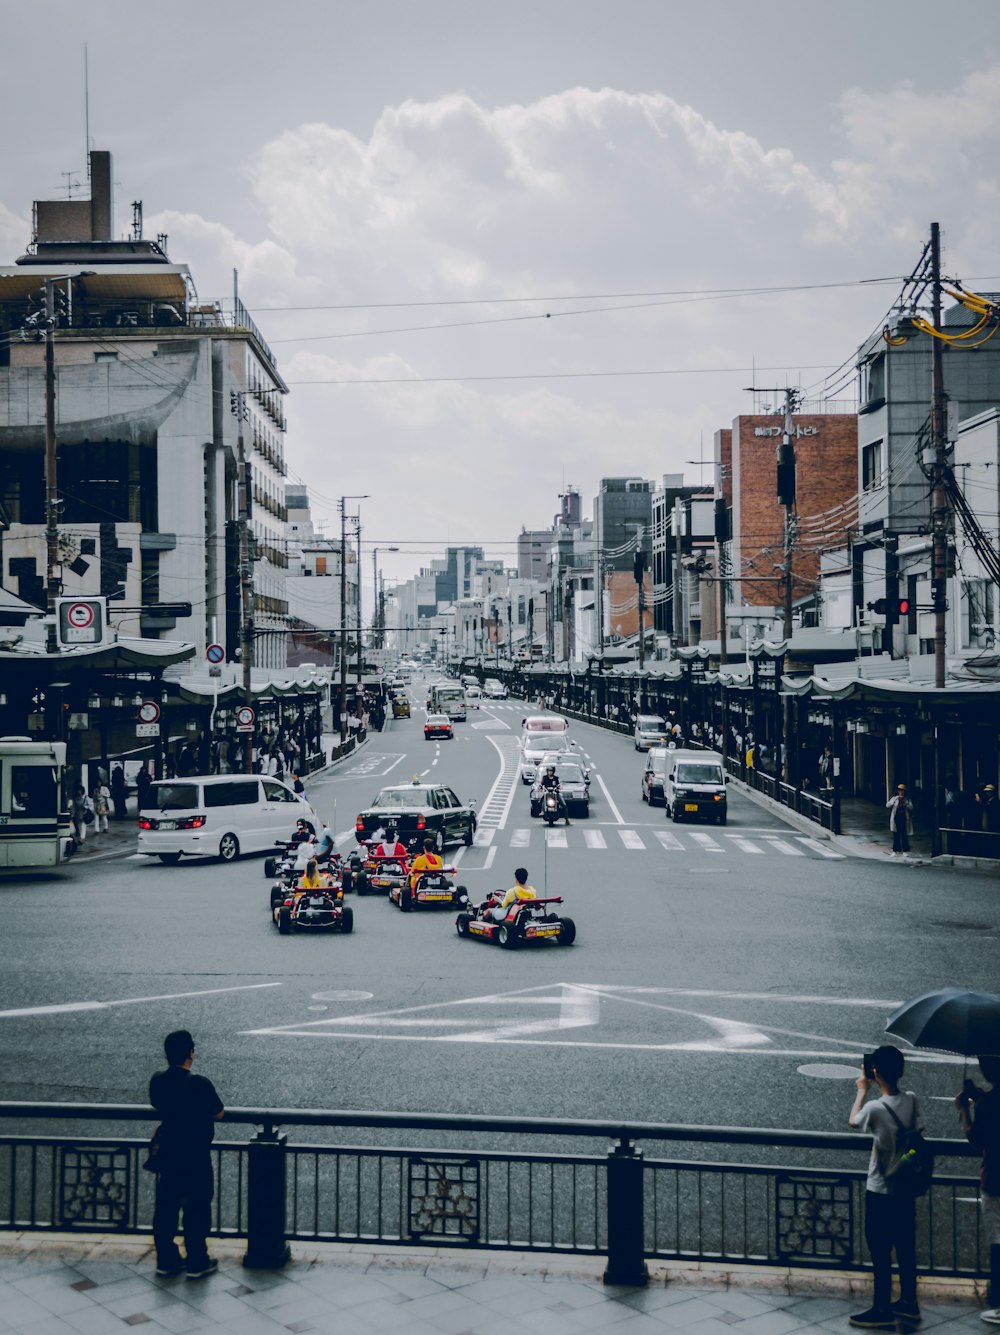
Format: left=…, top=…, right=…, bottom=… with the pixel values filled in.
left=145, top=602, right=193, bottom=617
left=633, top=550, right=646, bottom=583
left=867, top=597, right=910, bottom=620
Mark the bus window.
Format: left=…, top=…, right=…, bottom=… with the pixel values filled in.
left=11, top=767, right=57, bottom=818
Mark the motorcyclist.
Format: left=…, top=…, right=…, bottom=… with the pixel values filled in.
left=539, top=764, right=570, bottom=825
left=408, top=835, right=443, bottom=890
left=492, top=866, right=537, bottom=921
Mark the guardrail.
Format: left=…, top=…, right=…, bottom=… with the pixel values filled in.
left=939, top=826, right=1000, bottom=859
left=0, top=1105, right=985, bottom=1287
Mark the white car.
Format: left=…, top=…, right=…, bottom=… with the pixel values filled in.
left=482, top=679, right=508, bottom=700
left=465, top=686, right=482, bottom=709
left=520, top=731, right=576, bottom=784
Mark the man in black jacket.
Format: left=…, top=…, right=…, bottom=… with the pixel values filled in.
left=957, top=1055, right=1000, bottom=1324
left=149, top=1030, right=224, bottom=1279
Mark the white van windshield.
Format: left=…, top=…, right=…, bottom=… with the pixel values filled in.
left=676, top=763, right=724, bottom=785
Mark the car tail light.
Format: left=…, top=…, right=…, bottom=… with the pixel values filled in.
left=177, top=815, right=206, bottom=829
left=356, top=817, right=365, bottom=832
left=138, top=817, right=152, bottom=830
left=416, top=814, right=425, bottom=830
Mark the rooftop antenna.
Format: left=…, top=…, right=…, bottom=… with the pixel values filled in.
left=84, top=44, right=91, bottom=178
left=60, top=172, right=81, bottom=198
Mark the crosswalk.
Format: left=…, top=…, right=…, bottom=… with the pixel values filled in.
left=474, top=826, right=844, bottom=859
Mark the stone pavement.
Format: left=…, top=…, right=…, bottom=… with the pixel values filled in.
left=0, top=1237, right=989, bottom=1335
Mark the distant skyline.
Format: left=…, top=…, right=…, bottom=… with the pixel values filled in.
left=3, top=0, right=1000, bottom=600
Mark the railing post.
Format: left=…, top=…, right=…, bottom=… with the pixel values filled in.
left=243, top=1121, right=290, bottom=1270
left=603, top=1135, right=648, bottom=1287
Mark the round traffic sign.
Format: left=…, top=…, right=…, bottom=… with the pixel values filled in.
left=67, top=601, right=95, bottom=629
left=236, top=705, right=255, bottom=727
left=138, top=700, right=160, bottom=724
left=206, top=642, right=225, bottom=664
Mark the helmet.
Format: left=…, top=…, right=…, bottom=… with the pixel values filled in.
left=546, top=765, right=556, bottom=774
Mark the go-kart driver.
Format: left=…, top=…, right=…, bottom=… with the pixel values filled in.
left=408, top=835, right=443, bottom=890
left=539, top=765, right=570, bottom=825
left=492, top=866, right=537, bottom=921
left=375, top=826, right=407, bottom=860
left=314, top=822, right=336, bottom=863
left=298, top=858, right=326, bottom=890
left=289, top=818, right=313, bottom=847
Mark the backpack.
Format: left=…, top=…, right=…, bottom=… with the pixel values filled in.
left=883, top=1103, right=934, bottom=1198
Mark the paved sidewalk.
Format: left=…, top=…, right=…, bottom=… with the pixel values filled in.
left=0, top=1237, right=988, bottom=1335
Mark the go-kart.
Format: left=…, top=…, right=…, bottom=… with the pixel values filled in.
left=456, top=893, right=576, bottom=948
left=263, top=827, right=320, bottom=880
left=267, top=850, right=342, bottom=909
left=360, top=853, right=410, bottom=897
left=389, top=867, right=469, bottom=913
left=272, top=883, right=354, bottom=935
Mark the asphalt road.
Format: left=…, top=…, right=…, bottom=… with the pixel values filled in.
left=2, top=674, right=997, bottom=1143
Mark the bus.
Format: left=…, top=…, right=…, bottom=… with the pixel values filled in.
left=0, top=737, right=75, bottom=870
left=426, top=682, right=467, bottom=721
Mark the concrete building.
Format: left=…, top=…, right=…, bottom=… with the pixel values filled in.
left=0, top=149, right=291, bottom=666
left=283, top=485, right=357, bottom=667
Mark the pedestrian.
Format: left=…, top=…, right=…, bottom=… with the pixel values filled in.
left=291, top=771, right=305, bottom=798
left=955, top=1055, right=1000, bottom=1323
left=135, top=763, right=152, bottom=813
left=848, top=1044, right=920, bottom=1328
left=91, top=779, right=111, bottom=834
left=149, top=1029, right=224, bottom=1279
left=70, top=785, right=90, bottom=843
left=819, top=745, right=833, bottom=786
left=975, top=785, right=1000, bottom=832
left=111, top=765, right=127, bottom=820
left=885, top=784, right=913, bottom=859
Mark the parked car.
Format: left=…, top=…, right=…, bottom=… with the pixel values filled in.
left=355, top=782, right=477, bottom=850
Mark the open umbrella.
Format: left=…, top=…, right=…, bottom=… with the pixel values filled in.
left=886, top=987, right=1000, bottom=1057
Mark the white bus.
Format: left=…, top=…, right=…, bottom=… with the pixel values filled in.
left=0, top=737, right=75, bottom=870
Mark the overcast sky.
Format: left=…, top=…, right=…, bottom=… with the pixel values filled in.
left=3, top=0, right=999, bottom=597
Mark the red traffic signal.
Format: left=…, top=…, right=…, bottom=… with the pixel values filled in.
left=867, top=597, right=910, bottom=619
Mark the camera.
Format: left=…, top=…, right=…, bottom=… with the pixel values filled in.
left=863, top=1053, right=876, bottom=1080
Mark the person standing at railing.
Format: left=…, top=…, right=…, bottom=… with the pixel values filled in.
left=149, top=1030, right=225, bottom=1280
left=955, top=1055, right=1000, bottom=1325
left=847, top=1045, right=920, bottom=1329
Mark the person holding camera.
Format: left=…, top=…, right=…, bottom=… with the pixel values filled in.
left=848, top=1045, right=920, bottom=1328
left=956, top=1056, right=1000, bottom=1324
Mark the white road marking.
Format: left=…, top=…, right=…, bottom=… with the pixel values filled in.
left=584, top=830, right=607, bottom=849
left=595, top=773, right=625, bottom=824
left=510, top=828, right=531, bottom=848
left=729, top=836, right=764, bottom=854
left=619, top=829, right=645, bottom=850
left=431, top=758, right=438, bottom=765
left=796, top=837, right=845, bottom=859
left=689, top=832, right=724, bottom=852
left=482, top=846, right=497, bottom=870
left=0, top=982, right=281, bottom=1021
left=654, top=831, right=685, bottom=852
left=761, top=837, right=804, bottom=856
left=545, top=828, right=568, bottom=848
left=474, top=828, right=496, bottom=847
left=420, top=768, right=431, bottom=777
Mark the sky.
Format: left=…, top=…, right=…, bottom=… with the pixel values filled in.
left=3, top=0, right=1000, bottom=601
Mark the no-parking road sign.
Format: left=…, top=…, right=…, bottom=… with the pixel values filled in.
left=206, top=643, right=225, bottom=664
left=236, top=705, right=256, bottom=732
left=57, top=596, right=106, bottom=646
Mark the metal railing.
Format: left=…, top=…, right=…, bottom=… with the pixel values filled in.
left=0, top=1104, right=985, bottom=1287
left=939, top=827, right=1000, bottom=860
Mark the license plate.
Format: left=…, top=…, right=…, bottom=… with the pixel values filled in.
left=421, top=893, right=451, bottom=901
left=158, top=819, right=177, bottom=830
left=528, top=926, right=559, bottom=937
left=372, top=878, right=391, bottom=887
left=684, top=804, right=699, bottom=812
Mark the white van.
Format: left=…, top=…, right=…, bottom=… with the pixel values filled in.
left=664, top=750, right=728, bottom=825
left=137, top=775, right=317, bottom=864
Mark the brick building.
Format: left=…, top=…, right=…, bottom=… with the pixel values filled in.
left=720, top=414, right=858, bottom=612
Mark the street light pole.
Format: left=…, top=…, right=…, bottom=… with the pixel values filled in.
left=338, top=495, right=369, bottom=741
left=44, top=280, right=59, bottom=654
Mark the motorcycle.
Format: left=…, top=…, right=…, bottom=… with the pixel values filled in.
left=541, top=791, right=563, bottom=826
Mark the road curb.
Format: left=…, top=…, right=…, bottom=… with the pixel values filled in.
left=0, top=1233, right=986, bottom=1306
left=724, top=777, right=834, bottom=841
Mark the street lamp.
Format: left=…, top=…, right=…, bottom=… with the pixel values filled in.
left=339, top=495, right=369, bottom=741
left=371, top=545, right=399, bottom=648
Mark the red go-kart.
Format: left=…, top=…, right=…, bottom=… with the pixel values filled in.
left=389, top=867, right=469, bottom=913
left=272, top=882, right=354, bottom=936
left=358, top=851, right=410, bottom=897
left=456, top=893, right=575, bottom=948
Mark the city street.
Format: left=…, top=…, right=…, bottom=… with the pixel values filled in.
left=1, top=683, right=996, bottom=1139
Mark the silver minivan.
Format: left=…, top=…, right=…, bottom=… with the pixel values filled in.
left=634, top=715, right=668, bottom=750
left=664, top=750, right=728, bottom=825
left=137, top=775, right=317, bottom=864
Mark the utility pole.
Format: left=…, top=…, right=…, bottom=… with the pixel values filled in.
left=929, top=221, right=948, bottom=691
left=44, top=279, right=60, bottom=654
left=354, top=514, right=363, bottom=704
left=634, top=535, right=646, bottom=671
left=714, top=497, right=729, bottom=665
left=673, top=499, right=686, bottom=648
left=231, top=391, right=255, bottom=773
left=339, top=498, right=348, bottom=742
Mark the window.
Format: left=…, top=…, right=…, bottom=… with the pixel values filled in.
left=445, top=789, right=462, bottom=808
left=962, top=579, right=995, bottom=649
left=205, top=780, right=260, bottom=807
left=862, top=440, right=884, bottom=491
left=10, top=766, right=56, bottom=818
left=865, top=354, right=885, bottom=404
left=94, top=350, right=118, bottom=363
left=263, top=780, right=296, bottom=803
left=155, top=783, right=200, bottom=811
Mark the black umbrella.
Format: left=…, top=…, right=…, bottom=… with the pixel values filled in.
left=886, top=987, right=1000, bottom=1057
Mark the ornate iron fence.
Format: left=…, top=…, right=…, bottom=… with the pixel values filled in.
left=0, top=1105, right=985, bottom=1287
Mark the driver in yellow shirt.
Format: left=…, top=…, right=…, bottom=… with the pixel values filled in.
left=408, top=836, right=443, bottom=890
left=493, top=866, right=537, bottom=920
